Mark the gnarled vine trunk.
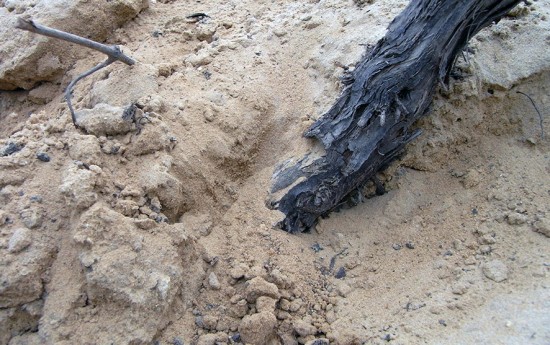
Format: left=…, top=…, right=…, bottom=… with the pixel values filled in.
left=268, top=0, right=522, bottom=233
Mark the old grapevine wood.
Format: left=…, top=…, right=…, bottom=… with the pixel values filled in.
left=268, top=0, right=522, bottom=233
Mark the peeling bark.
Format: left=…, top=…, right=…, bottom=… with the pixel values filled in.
left=268, top=0, right=522, bottom=233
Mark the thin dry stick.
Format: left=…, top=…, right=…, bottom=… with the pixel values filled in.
left=517, top=91, right=545, bottom=140
left=15, top=18, right=135, bottom=126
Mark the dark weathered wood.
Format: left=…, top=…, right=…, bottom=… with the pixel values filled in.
left=268, top=0, right=522, bottom=233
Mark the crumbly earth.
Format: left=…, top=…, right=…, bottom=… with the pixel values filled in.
left=0, top=1, right=549, bottom=345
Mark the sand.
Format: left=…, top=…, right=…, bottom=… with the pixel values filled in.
left=0, top=0, right=549, bottom=344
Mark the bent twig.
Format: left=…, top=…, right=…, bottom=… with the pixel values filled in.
left=15, top=18, right=135, bottom=126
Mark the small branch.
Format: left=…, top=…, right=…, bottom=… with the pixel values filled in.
left=15, top=18, right=135, bottom=65
left=65, top=57, right=116, bottom=126
left=15, top=18, right=136, bottom=127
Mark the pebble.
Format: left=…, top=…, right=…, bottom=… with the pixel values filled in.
left=382, top=334, right=397, bottom=341
left=245, top=277, right=279, bottom=302
left=256, top=296, right=277, bottom=312
left=311, top=243, right=324, bottom=252
left=479, top=245, right=492, bottom=255
left=196, top=333, right=221, bottom=345
left=270, top=268, right=292, bottom=289
left=533, top=219, right=550, bottom=238
left=36, top=152, right=50, bottom=162
left=325, top=310, right=336, bottom=324
left=305, top=338, right=330, bottom=345
left=20, top=208, right=42, bottom=229
left=293, top=319, right=317, bottom=337
left=201, top=315, right=218, bottom=330
left=239, top=311, right=277, bottom=345
left=229, top=264, right=247, bottom=280
left=451, top=282, right=469, bottom=295
left=29, top=195, right=43, bottom=203
left=229, top=299, right=248, bottom=318
left=231, top=333, right=241, bottom=342
left=0, top=142, right=23, bottom=156
left=334, top=267, right=346, bottom=279
left=392, top=243, right=402, bottom=250
left=478, top=234, right=496, bottom=245
left=482, top=259, right=509, bottom=282
left=208, top=272, right=221, bottom=290
left=289, top=298, right=303, bottom=312
left=506, top=212, right=528, bottom=225
left=336, top=282, right=352, bottom=297
left=462, top=169, right=481, bottom=188
left=405, top=241, right=415, bottom=249
left=8, top=228, right=32, bottom=253
left=195, top=316, right=205, bottom=329
left=464, top=256, right=477, bottom=265
left=277, top=310, right=291, bottom=320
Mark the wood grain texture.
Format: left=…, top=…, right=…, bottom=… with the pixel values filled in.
left=269, top=0, right=522, bottom=233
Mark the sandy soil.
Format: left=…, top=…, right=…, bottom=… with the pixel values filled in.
left=1, top=1, right=549, bottom=344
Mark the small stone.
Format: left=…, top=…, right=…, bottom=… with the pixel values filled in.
left=231, top=333, right=241, bottom=342
left=0, top=210, right=12, bottom=225
left=462, top=169, right=481, bottom=188
left=334, top=267, right=346, bottom=279
left=75, top=103, right=133, bottom=136
left=429, top=306, right=444, bottom=315
left=451, top=282, right=469, bottom=295
left=239, top=311, right=277, bottom=345
left=305, top=338, right=330, bottom=345
left=229, top=299, right=248, bottom=318
left=464, top=256, right=477, bottom=265
left=134, top=218, right=157, bottom=230
left=277, top=310, right=291, bottom=320
left=36, top=152, right=50, bottom=162
left=20, top=208, right=42, bottom=229
left=326, top=310, right=336, bottom=324
left=208, top=272, right=221, bottom=290
left=289, top=298, right=303, bottom=312
left=245, top=277, right=279, bottom=303
left=196, top=333, right=218, bottom=345
left=336, top=282, right=352, bottom=297
left=29, top=195, right=43, bottom=203
left=452, top=239, right=464, bottom=251
left=201, top=315, right=218, bottom=330
left=294, top=320, right=316, bottom=337
left=195, top=316, right=205, bottom=328
left=150, top=196, right=162, bottom=212
left=256, top=296, right=277, bottom=312
left=506, top=212, right=528, bottom=225
left=482, top=260, right=508, bottom=282
left=479, top=245, right=492, bottom=255
left=533, top=219, right=550, bottom=238
left=279, top=298, right=291, bottom=311
left=230, top=264, right=247, bottom=280
left=311, top=243, right=324, bottom=252
left=382, top=334, right=397, bottom=341
left=8, top=228, right=32, bottom=253
left=273, top=29, right=287, bottom=37
left=270, top=268, right=292, bottom=289
left=478, top=234, right=496, bottom=245
left=392, top=243, right=402, bottom=250
left=405, top=241, right=415, bottom=249
left=0, top=142, right=23, bottom=156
